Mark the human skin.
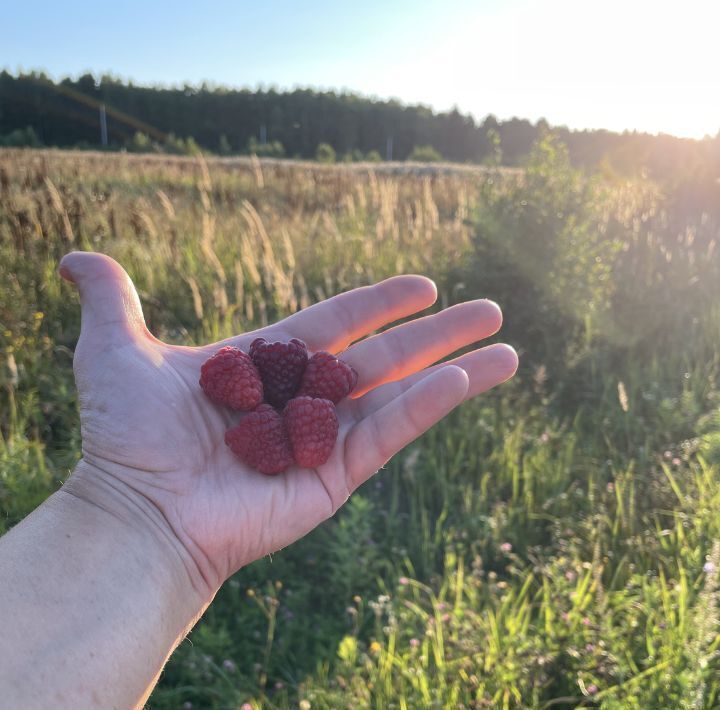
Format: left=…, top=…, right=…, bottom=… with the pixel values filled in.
left=0, top=252, right=518, bottom=708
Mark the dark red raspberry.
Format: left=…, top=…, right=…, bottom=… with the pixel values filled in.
left=249, top=337, right=308, bottom=408
left=199, top=346, right=263, bottom=410
left=298, top=351, right=358, bottom=403
left=224, top=404, right=294, bottom=475
left=284, top=396, right=339, bottom=468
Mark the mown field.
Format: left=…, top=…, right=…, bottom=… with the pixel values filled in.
left=1, top=141, right=720, bottom=708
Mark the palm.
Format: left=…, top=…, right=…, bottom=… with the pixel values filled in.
left=63, top=252, right=517, bottom=587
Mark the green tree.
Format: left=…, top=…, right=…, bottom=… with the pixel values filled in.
left=0, top=126, right=41, bottom=148
left=316, top=143, right=336, bottom=163
left=247, top=136, right=285, bottom=158
left=127, top=132, right=153, bottom=153
left=218, top=134, right=232, bottom=155
left=466, top=132, right=620, bottom=374
left=408, top=145, right=442, bottom=162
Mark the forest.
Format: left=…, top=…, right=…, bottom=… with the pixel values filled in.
left=2, top=71, right=720, bottom=182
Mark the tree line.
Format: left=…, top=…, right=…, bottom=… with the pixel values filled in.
left=1, top=71, right=719, bottom=181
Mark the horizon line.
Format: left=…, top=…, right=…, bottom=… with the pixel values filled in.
left=3, top=66, right=718, bottom=143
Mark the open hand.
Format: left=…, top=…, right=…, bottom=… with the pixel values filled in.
left=60, top=252, right=517, bottom=596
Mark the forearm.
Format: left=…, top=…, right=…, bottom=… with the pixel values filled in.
left=0, top=462, right=212, bottom=709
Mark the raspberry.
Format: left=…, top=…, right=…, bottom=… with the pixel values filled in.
left=249, top=337, right=308, bottom=408
left=199, top=346, right=263, bottom=410
left=284, top=396, right=339, bottom=468
left=298, top=351, right=358, bottom=404
left=224, top=404, right=294, bottom=475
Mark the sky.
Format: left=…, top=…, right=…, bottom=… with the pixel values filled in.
left=3, top=0, right=720, bottom=138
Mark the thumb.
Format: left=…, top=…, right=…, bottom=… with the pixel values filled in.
left=59, top=251, right=149, bottom=343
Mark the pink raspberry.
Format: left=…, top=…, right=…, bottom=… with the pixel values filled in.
left=224, top=404, right=294, bottom=475
left=199, top=346, right=263, bottom=410
left=284, top=396, right=339, bottom=468
left=298, top=350, right=358, bottom=404
left=249, top=337, right=308, bottom=408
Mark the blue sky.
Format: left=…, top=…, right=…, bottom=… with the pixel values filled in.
left=3, top=0, right=720, bottom=138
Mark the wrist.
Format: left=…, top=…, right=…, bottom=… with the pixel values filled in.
left=61, top=460, right=216, bottom=609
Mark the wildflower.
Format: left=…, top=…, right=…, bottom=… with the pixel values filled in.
left=222, top=659, right=237, bottom=672
left=410, top=638, right=420, bottom=648
left=369, top=641, right=382, bottom=654
left=500, top=542, right=512, bottom=553
left=299, top=701, right=312, bottom=710
left=663, top=450, right=672, bottom=460
left=275, top=681, right=284, bottom=690
left=437, top=602, right=447, bottom=611
left=587, top=684, right=599, bottom=695
left=704, top=561, right=716, bottom=574
left=241, top=704, right=253, bottom=710
left=565, top=570, right=576, bottom=582
left=585, top=643, right=595, bottom=652
left=606, top=482, right=615, bottom=493
left=441, top=613, right=451, bottom=623
left=582, top=617, right=591, bottom=626
left=399, top=576, right=409, bottom=585
left=672, top=457, right=681, bottom=466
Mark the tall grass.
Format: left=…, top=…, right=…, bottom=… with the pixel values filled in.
left=1, top=141, right=719, bottom=707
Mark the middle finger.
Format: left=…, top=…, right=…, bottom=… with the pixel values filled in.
left=342, top=299, right=502, bottom=397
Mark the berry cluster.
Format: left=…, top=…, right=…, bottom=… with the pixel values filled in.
left=199, top=338, right=358, bottom=475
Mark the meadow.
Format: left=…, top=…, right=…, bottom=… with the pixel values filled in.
left=1, top=139, right=720, bottom=708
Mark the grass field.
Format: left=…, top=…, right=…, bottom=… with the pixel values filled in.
left=2, top=141, right=720, bottom=708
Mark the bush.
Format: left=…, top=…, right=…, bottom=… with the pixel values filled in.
left=126, top=131, right=156, bottom=153
left=218, top=134, right=232, bottom=155
left=247, top=136, right=285, bottom=158
left=341, top=149, right=365, bottom=163
left=408, top=144, right=442, bottom=162
left=0, top=126, right=41, bottom=148
left=464, top=132, right=620, bottom=375
left=315, top=142, right=336, bottom=164
left=164, top=133, right=202, bottom=155
left=365, top=149, right=382, bottom=163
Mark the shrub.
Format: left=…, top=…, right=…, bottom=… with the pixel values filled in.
left=0, top=126, right=41, bottom=148
left=127, top=131, right=155, bottom=153
left=408, top=144, right=442, bottom=162
left=465, top=132, right=620, bottom=375
left=247, top=136, right=285, bottom=158
left=315, top=142, right=336, bottom=164
left=164, top=133, right=202, bottom=155
left=218, top=134, right=232, bottom=155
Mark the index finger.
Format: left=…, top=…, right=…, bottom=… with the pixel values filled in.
left=275, top=275, right=438, bottom=352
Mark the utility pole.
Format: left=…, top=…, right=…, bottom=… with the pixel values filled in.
left=386, top=135, right=393, bottom=161
left=99, top=104, right=108, bottom=147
